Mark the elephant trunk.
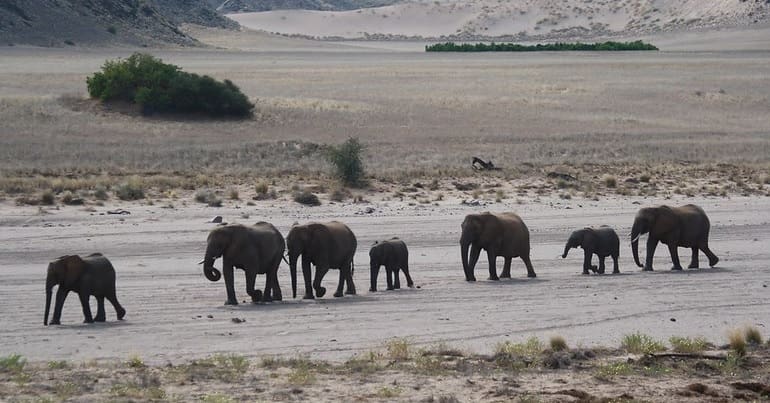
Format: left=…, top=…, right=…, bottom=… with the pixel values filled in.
left=44, top=275, right=54, bottom=326
left=460, top=234, right=471, bottom=280
left=202, top=243, right=222, bottom=282
left=631, top=221, right=643, bottom=268
left=289, top=251, right=299, bottom=299
left=562, top=241, right=572, bottom=259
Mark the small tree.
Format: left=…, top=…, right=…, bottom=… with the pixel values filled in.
left=326, top=137, right=367, bottom=187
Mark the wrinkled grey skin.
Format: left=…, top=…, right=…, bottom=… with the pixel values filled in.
left=201, top=222, right=285, bottom=305
left=460, top=212, right=536, bottom=281
left=287, top=221, right=357, bottom=299
left=630, top=204, right=719, bottom=271
left=45, top=253, right=125, bottom=325
left=562, top=226, right=620, bottom=274
left=369, top=238, right=414, bottom=292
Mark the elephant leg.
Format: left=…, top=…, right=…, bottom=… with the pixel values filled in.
left=700, top=241, right=719, bottom=267
left=334, top=269, right=346, bottom=298
left=223, top=263, right=238, bottom=305
left=402, top=262, right=414, bottom=288
left=302, top=258, right=315, bottom=299
left=370, top=264, right=380, bottom=292
left=582, top=249, right=593, bottom=275
left=271, top=261, right=283, bottom=302
left=79, top=293, right=94, bottom=323
left=644, top=236, right=658, bottom=271
left=612, top=254, right=620, bottom=274
left=313, top=265, right=329, bottom=298
left=94, top=296, right=106, bottom=322
left=688, top=247, right=699, bottom=269
left=467, top=245, right=482, bottom=282
left=598, top=256, right=606, bottom=275
left=386, top=266, right=394, bottom=290
left=50, top=288, right=69, bottom=325
left=106, top=292, right=126, bottom=320
left=393, top=266, right=401, bottom=290
left=245, top=270, right=262, bottom=303
left=345, top=264, right=356, bottom=295
left=501, top=258, right=512, bottom=278
left=486, top=250, right=499, bottom=281
left=522, top=255, right=536, bottom=278
left=668, top=243, right=683, bottom=271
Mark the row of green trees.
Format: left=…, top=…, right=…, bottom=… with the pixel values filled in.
left=425, top=40, right=658, bottom=52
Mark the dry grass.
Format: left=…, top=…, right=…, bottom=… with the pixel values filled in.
left=621, top=332, right=666, bottom=355
left=668, top=336, right=710, bottom=353
left=745, top=326, right=764, bottom=346
left=549, top=336, right=568, bottom=352
left=728, top=329, right=747, bottom=357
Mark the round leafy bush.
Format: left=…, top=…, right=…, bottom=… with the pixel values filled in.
left=86, top=53, right=254, bottom=117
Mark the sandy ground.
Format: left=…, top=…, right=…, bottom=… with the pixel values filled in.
left=1, top=193, right=768, bottom=365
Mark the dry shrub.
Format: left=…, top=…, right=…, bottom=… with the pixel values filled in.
left=549, top=336, right=568, bottom=352
left=728, top=329, right=747, bottom=356
left=227, top=187, right=239, bottom=200
left=329, top=187, right=351, bottom=202
left=195, top=190, right=222, bottom=207
left=604, top=175, right=617, bottom=188
left=115, top=178, right=145, bottom=201
left=40, top=190, right=55, bottom=205
left=745, top=326, right=763, bottom=345
left=293, top=190, right=320, bottom=206
left=385, top=338, right=410, bottom=361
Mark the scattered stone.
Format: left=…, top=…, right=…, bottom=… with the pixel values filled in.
left=670, top=317, right=677, bottom=322
left=206, top=315, right=213, bottom=319
left=107, top=209, right=130, bottom=215
left=210, top=215, right=223, bottom=223
left=687, top=383, right=709, bottom=394
left=364, top=207, right=375, bottom=214
left=546, top=172, right=577, bottom=181
left=231, top=318, right=245, bottom=323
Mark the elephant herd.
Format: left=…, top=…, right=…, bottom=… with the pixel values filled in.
left=43, top=203, right=720, bottom=325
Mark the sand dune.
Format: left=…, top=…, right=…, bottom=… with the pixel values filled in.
left=229, top=0, right=770, bottom=39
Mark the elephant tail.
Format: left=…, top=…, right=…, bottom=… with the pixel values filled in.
left=351, top=258, right=354, bottom=277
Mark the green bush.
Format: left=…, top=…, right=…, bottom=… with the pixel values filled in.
left=326, top=137, right=367, bottom=187
left=425, top=40, right=658, bottom=52
left=86, top=53, right=254, bottom=117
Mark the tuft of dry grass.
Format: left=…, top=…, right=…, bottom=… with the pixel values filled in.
left=621, top=333, right=666, bottom=355
left=195, top=190, right=223, bottom=207
left=669, top=336, right=709, bottom=353
left=549, top=336, right=568, bottom=352
left=115, top=177, right=145, bottom=201
left=744, top=326, right=763, bottom=346
left=385, top=338, right=411, bottom=361
left=227, top=187, right=239, bottom=200
left=293, top=190, right=320, bottom=206
left=727, top=329, right=747, bottom=356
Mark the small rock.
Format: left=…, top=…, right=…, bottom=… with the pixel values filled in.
left=107, top=209, right=130, bottom=215
left=210, top=216, right=223, bottom=223
left=207, top=315, right=213, bottom=319
left=670, top=318, right=676, bottom=322
left=231, top=318, right=245, bottom=323
left=364, top=207, right=375, bottom=214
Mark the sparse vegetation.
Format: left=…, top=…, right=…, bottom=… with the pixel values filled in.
left=0, top=354, right=26, bottom=373
left=386, top=338, right=411, bottom=361
left=594, top=361, right=633, bottom=380
left=126, top=355, right=145, bottom=368
left=669, top=336, right=709, bottom=353
left=293, top=190, right=320, bottom=206
left=426, top=40, right=658, bottom=52
left=745, top=326, right=763, bottom=345
left=549, top=336, right=568, bottom=352
left=604, top=175, right=618, bottom=188
left=115, top=177, right=145, bottom=201
left=326, top=137, right=367, bottom=187
left=195, top=190, right=222, bottom=207
left=729, top=329, right=747, bottom=356
left=621, top=333, right=666, bottom=355
left=86, top=53, right=254, bottom=117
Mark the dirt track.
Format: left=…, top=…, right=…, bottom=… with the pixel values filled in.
left=1, top=195, right=768, bottom=364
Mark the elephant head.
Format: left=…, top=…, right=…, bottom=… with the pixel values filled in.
left=460, top=214, right=493, bottom=280
left=199, top=227, right=231, bottom=282
left=562, top=228, right=590, bottom=258
left=45, top=255, right=84, bottom=326
left=369, top=241, right=383, bottom=291
left=631, top=206, right=677, bottom=267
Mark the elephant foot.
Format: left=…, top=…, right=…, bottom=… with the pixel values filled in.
left=117, top=308, right=126, bottom=320
left=94, top=316, right=106, bottom=322
left=303, top=293, right=315, bottom=300
left=251, top=290, right=263, bottom=303
left=688, top=262, right=699, bottom=269
left=224, top=299, right=239, bottom=306
left=613, top=270, right=620, bottom=274
left=466, top=276, right=477, bottom=282
left=642, top=266, right=654, bottom=272
left=386, top=286, right=394, bottom=290
left=315, top=287, right=326, bottom=298
left=369, top=288, right=377, bottom=292
left=527, top=272, right=537, bottom=278
left=273, top=294, right=282, bottom=302
left=582, top=270, right=590, bottom=275
left=49, top=320, right=61, bottom=326
left=333, top=291, right=344, bottom=298
left=83, top=319, right=94, bottom=324
left=261, top=295, right=273, bottom=303
left=671, top=266, right=683, bottom=271
left=709, top=257, right=719, bottom=267
left=500, top=272, right=511, bottom=279
left=590, top=265, right=599, bottom=273
left=407, top=282, right=414, bottom=288
left=345, top=290, right=356, bottom=295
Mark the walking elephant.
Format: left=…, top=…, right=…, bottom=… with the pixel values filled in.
left=44, top=253, right=126, bottom=325
left=460, top=212, right=536, bottom=281
left=562, top=226, right=620, bottom=274
left=369, top=238, right=413, bottom=292
left=199, top=222, right=285, bottom=305
left=287, top=221, right=357, bottom=299
left=630, top=204, right=719, bottom=271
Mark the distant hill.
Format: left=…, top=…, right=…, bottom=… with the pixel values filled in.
left=0, top=0, right=236, bottom=47
left=208, top=0, right=401, bottom=13
left=229, top=0, right=770, bottom=40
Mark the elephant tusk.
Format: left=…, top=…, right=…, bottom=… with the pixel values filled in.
left=630, top=234, right=641, bottom=243
left=197, top=259, right=205, bottom=265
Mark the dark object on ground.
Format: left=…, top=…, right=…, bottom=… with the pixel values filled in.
left=472, top=157, right=500, bottom=171
left=107, top=209, right=131, bottom=215
left=547, top=172, right=578, bottom=181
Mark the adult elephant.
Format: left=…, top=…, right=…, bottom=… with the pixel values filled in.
left=562, top=226, right=620, bottom=274
left=630, top=204, right=719, bottom=271
left=287, top=221, right=357, bottom=299
left=44, top=253, right=126, bottom=325
left=460, top=212, right=536, bottom=281
left=199, top=222, right=285, bottom=305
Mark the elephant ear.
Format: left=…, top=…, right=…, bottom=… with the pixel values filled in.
left=653, top=206, right=679, bottom=235
left=61, top=255, right=85, bottom=288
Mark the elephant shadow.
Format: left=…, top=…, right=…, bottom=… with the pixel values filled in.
left=472, top=278, right=548, bottom=287
left=215, top=294, right=376, bottom=311
left=51, top=320, right=131, bottom=330
left=639, top=266, right=730, bottom=275
left=578, top=272, right=635, bottom=278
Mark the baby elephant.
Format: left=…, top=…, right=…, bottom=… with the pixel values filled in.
left=44, top=253, right=126, bottom=325
left=562, top=226, right=620, bottom=275
left=369, top=238, right=414, bottom=291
